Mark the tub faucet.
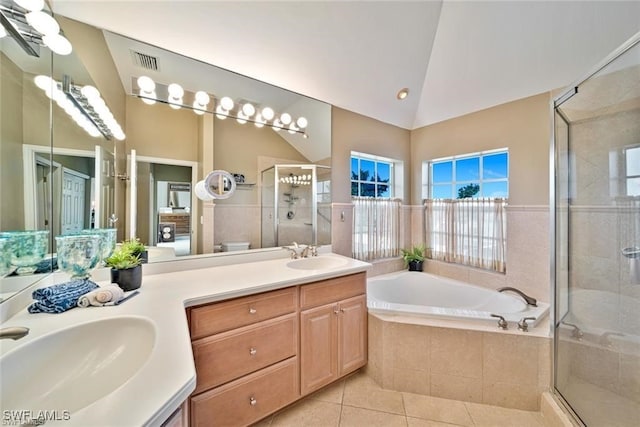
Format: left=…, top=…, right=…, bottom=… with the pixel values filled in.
left=497, top=287, right=537, bottom=307
left=490, top=314, right=508, bottom=330
left=517, top=317, right=537, bottom=332
left=561, top=322, right=583, bottom=340
left=0, top=326, right=29, bottom=340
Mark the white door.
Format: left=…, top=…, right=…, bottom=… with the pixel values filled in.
left=94, top=146, right=115, bottom=228
left=61, top=170, right=87, bottom=234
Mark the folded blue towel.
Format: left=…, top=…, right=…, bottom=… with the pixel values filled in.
left=28, top=279, right=99, bottom=314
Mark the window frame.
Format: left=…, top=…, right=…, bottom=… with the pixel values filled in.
left=624, top=145, right=640, bottom=196
left=350, top=152, right=395, bottom=199
left=424, top=149, right=509, bottom=199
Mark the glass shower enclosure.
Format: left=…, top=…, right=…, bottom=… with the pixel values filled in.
left=552, top=32, right=640, bottom=426
left=261, top=164, right=331, bottom=248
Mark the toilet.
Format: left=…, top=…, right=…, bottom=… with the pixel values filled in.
left=221, top=241, right=251, bottom=252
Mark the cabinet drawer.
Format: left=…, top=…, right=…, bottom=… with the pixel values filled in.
left=190, top=287, right=297, bottom=339
left=190, top=357, right=299, bottom=427
left=192, top=314, right=297, bottom=393
left=300, top=272, right=366, bottom=309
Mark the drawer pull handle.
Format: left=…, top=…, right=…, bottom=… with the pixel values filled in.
left=249, top=347, right=257, bottom=356
left=249, top=308, right=257, bottom=314
left=249, top=397, right=257, bottom=406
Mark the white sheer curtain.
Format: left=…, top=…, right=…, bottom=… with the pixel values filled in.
left=352, top=197, right=401, bottom=261
left=424, top=198, right=507, bottom=273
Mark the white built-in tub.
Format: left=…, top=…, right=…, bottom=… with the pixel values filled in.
left=367, top=271, right=549, bottom=327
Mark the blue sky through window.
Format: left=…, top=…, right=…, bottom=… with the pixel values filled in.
left=427, top=151, right=508, bottom=199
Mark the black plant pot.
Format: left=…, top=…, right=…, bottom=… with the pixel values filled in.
left=408, top=260, right=424, bottom=272
left=111, top=265, right=142, bottom=291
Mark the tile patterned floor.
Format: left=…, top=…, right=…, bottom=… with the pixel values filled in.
left=254, top=371, right=552, bottom=427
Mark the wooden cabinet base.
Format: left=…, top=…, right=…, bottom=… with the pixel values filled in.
left=190, top=357, right=299, bottom=427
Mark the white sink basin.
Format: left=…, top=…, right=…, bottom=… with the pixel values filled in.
left=0, top=316, right=156, bottom=416
left=286, top=256, right=349, bottom=270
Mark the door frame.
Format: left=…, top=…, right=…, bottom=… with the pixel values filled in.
left=126, top=154, right=198, bottom=255
left=23, top=144, right=95, bottom=230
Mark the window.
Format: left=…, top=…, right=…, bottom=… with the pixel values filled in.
left=423, top=150, right=509, bottom=199
left=351, top=154, right=393, bottom=198
left=625, top=146, right=640, bottom=196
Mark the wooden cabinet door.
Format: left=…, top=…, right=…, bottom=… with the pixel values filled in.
left=300, top=303, right=338, bottom=395
left=338, top=295, right=368, bottom=376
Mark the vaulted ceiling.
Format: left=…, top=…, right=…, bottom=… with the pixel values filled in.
left=52, top=1, right=640, bottom=130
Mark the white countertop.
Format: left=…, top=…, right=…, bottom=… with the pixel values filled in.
left=0, top=252, right=370, bottom=427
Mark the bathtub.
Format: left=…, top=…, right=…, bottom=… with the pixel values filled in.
left=367, top=271, right=549, bottom=327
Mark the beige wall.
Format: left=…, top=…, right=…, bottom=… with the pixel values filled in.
left=0, top=53, right=26, bottom=230
left=332, top=107, right=412, bottom=204
left=410, top=93, right=552, bottom=205
left=59, top=16, right=126, bottom=239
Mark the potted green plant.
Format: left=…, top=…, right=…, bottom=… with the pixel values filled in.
left=121, top=238, right=148, bottom=264
left=105, top=247, right=142, bottom=291
left=401, top=245, right=426, bottom=272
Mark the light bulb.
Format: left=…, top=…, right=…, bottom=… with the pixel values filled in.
left=220, top=96, right=234, bottom=111
left=137, top=76, right=155, bottom=92
left=236, top=111, right=247, bottom=124
left=215, top=105, right=227, bottom=119
left=0, top=25, right=7, bottom=38
left=280, top=113, right=292, bottom=125
left=288, top=123, right=298, bottom=134
left=169, top=98, right=183, bottom=110
left=43, top=33, right=72, bottom=55
left=242, top=103, right=255, bottom=117
left=15, top=0, right=45, bottom=12
left=26, top=11, right=60, bottom=36
left=272, top=119, right=283, bottom=131
left=254, top=114, right=265, bottom=128
left=261, top=107, right=274, bottom=121
left=193, top=102, right=205, bottom=115
left=34, top=75, right=52, bottom=90
left=142, top=94, right=156, bottom=105
left=195, top=91, right=210, bottom=106
left=81, top=85, right=100, bottom=101
left=296, top=117, right=308, bottom=129
left=168, top=83, right=184, bottom=98
left=113, top=130, right=126, bottom=141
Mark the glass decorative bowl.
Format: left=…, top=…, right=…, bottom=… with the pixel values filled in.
left=55, top=234, right=103, bottom=279
left=0, top=236, right=14, bottom=277
left=0, top=230, right=49, bottom=275
left=79, top=228, right=117, bottom=262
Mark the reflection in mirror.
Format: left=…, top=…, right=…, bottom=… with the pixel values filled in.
left=0, top=5, right=121, bottom=303
left=52, top=16, right=332, bottom=262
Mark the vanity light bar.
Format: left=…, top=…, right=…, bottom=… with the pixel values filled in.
left=133, top=76, right=309, bottom=138
left=279, top=174, right=312, bottom=185
left=33, top=74, right=125, bottom=140
left=0, top=0, right=72, bottom=57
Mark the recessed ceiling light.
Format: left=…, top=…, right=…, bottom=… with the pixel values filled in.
left=397, top=88, right=409, bottom=100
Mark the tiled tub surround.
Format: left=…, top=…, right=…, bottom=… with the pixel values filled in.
left=0, top=250, right=370, bottom=426
left=367, top=314, right=551, bottom=411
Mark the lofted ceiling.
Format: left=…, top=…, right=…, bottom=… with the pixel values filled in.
left=51, top=1, right=640, bottom=130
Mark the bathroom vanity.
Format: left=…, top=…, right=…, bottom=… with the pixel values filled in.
left=187, top=272, right=367, bottom=426
left=0, top=251, right=369, bottom=427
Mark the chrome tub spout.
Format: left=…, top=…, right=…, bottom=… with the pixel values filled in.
left=497, top=287, right=537, bottom=306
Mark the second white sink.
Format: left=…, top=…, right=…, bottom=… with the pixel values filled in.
left=0, top=315, right=156, bottom=416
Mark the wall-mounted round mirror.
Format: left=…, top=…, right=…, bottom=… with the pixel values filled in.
left=195, top=170, right=237, bottom=201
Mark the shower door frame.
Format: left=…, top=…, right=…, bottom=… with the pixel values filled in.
left=550, top=30, right=640, bottom=426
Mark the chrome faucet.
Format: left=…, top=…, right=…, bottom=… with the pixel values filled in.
left=497, top=287, right=537, bottom=306
left=282, top=242, right=317, bottom=259
left=300, top=245, right=318, bottom=258
left=0, top=326, right=29, bottom=340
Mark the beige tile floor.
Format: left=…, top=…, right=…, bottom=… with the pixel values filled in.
left=253, top=371, right=552, bottom=427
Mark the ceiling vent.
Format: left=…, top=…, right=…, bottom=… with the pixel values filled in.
left=130, top=50, right=159, bottom=71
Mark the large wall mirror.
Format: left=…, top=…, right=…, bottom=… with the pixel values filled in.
left=0, top=10, right=331, bottom=303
